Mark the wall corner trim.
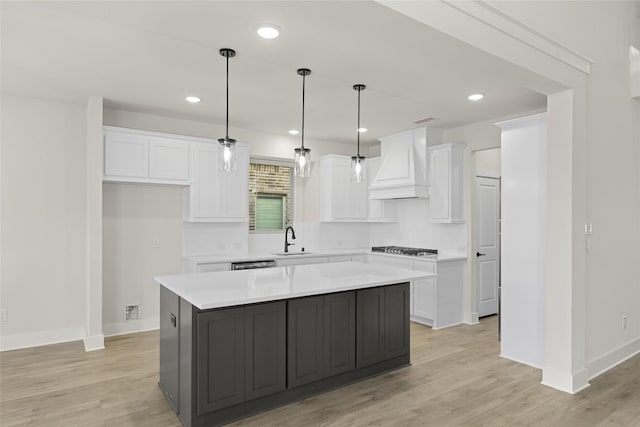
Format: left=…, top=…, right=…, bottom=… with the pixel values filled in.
left=83, top=333, right=105, bottom=352
left=541, top=366, right=590, bottom=394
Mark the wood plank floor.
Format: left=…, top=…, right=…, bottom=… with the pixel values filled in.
left=2, top=317, right=639, bottom=426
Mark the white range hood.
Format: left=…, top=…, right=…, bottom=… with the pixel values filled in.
left=369, top=127, right=443, bottom=200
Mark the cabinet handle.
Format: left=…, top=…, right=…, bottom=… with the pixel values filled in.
left=170, top=313, right=177, bottom=327
left=476, top=252, right=486, bottom=257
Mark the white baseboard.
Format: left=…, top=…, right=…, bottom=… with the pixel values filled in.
left=0, top=327, right=85, bottom=351
left=84, top=333, right=105, bottom=351
left=103, top=317, right=159, bottom=337
left=586, top=337, right=640, bottom=381
left=465, top=311, right=480, bottom=325
left=541, top=366, right=590, bottom=394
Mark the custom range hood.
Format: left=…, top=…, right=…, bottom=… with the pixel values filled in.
left=369, top=127, right=443, bottom=200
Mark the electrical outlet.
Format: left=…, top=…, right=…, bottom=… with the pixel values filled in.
left=0, top=309, right=7, bottom=322
left=623, top=316, right=627, bottom=329
left=124, top=305, right=140, bottom=321
left=152, top=237, right=160, bottom=248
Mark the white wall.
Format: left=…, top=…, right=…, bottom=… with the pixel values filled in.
left=494, top=0, right=640, bottom=381
left=498, top=113, right=547, bottom=369
left=102, top=183, right=183, bottom=336
left=475, top=148, right=501, bottom=177
left=1, top=94, right=87, bottom=350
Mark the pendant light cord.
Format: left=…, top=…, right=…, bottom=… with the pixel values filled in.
left=225, top=53, right=230, bottom=140
left=357, top=87, right=361, bottom=157
left=301, top=73, right=306, bottom=150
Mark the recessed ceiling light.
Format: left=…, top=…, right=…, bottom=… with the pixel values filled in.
left=257, top=25, right=280, bottom=39
left=288, top=129, right=299, bottom=135
left=185, top=96, right=201, bottom=103
left=467, top=93, right=485, bottom=101
left=357, top=127, right=368, bottom=133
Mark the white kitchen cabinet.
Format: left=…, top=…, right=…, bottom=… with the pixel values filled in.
left=103, top=129, right=190, bottom=184
left=328, top=255, right=351, bottom=263
left=350, top=254, right=367, bottom=263
left=275, top=257, right=328, bottom=267
left=320, top=155, right=368, bottom=222
left=197, top=262, right=231, bottom=273
left=367, top=254, right=463, bottom=329
left=428, top=143, right=465, bottom=223
left=367, top=158, right=397, bottom=222
left=149, top=137, right=190, bottom=180
left=104, top=132, right=149, bottom=178
left=184, top=142, right=249, bottom=222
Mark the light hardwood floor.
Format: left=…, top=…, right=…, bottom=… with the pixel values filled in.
left=1, top=317, right=639, bottom=426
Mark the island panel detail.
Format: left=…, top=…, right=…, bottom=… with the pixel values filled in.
left=159, top=282, right=411, bottom=427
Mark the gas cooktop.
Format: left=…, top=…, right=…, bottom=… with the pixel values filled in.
left=371, top=246, right=438, bottom=257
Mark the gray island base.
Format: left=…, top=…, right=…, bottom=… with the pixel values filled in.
left=156, top=262, right=431, bottom=427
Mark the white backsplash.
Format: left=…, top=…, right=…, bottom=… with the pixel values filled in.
left=184, top=201, right=464, bottom=257
left=183, top=222, right=249, bottom=256
left=369, top=198, right=467, bottom=254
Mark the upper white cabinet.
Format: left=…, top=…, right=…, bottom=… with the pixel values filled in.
left=428, top=143, right=465, bottom=223
left=104, top=128, right=189, bottom=184
left=184, top=142, right=249, bottom=222
left=149, top=137, right=190, bottom=180
left=367, top=157, right=397, bottom=222
left=320, top=155, right=368, bottom=222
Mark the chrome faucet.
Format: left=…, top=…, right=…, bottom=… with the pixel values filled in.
left=284, top=226, right=296, bottom=253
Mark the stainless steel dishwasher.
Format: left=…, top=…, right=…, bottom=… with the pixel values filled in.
left=230, top=260, right=277, bottom=270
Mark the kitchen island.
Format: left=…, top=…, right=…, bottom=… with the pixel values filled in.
left=155, top=262, right=434, bottom=427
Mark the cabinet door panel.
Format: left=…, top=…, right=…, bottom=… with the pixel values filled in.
left=149, top=138, right=189, bottom=180
left=385, top=284, right=410, bottom=359
left=220, top=145, right=249, bottom=218
left=245, top=301, right=286, bottom=400
left=196, top=307, right=244, bottom=414
left=356, top=287, right=385, bottom=368
left=192, top=144, right=220, bottom=217
left=324, top=292, right=356, bottom=377
left=288, top=296, right=324, bottom=388
left=104, top=133, right=149, bottom=177
left=159, top=287, right=180, bottom=411
left=413, top=278, right=435, bottom=321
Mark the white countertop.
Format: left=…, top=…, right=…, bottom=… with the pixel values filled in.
left=184, top=248, right=466, bottom=264
left=156, top=261, right=435, bottom=310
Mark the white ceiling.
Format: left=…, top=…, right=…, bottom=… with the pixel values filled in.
left=1, top=1, right=548, bottom=145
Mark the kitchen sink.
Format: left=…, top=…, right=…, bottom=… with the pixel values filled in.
left=272, top=252, right=313, bottom=256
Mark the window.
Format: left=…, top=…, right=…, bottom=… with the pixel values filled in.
left=249, top=159, right=294, bottom=231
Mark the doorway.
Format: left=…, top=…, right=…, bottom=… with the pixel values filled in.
left=475, top=176, right=501, bottom=318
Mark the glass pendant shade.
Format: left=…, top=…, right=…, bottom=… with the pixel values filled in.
left=351, top=155, right=366, bottom=183
left=218, top=138, right=237, bottom=172
left=294, top=147, right=311, bottom=178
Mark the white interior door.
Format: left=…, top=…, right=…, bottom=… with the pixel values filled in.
left=476, top=176, right=500, bottom=317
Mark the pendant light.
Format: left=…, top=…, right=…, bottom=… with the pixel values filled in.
left=294, top=68, right=311, bottom=178
left=218, top=48, right=237, bottom=172
left=351, top=84, right=366, bottom=183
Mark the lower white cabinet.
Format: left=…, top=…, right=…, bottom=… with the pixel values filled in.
left=103, top=128, right=190, bottom=184
left=197, top=262, right=231, bottom=273
left=275, top=257, right=328, bottom=267
left=367, top=254, right=463, bottom=329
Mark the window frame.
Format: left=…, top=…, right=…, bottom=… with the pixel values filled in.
left=249, top=156, right=295, bottom=234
